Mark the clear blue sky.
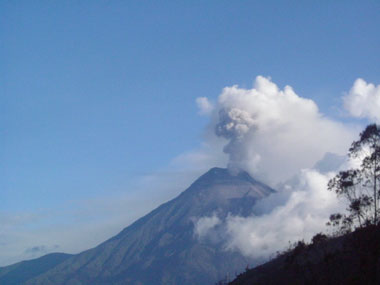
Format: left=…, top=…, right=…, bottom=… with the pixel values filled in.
left=1, top=0, right=380, bottom=264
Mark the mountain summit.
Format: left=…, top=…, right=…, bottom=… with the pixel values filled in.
left=0, top=168, right=275, bottom=285
left=182, top=167, right=275, bottom=217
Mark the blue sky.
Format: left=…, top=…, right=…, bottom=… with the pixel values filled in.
left=1, top=1, right=380, bottom=265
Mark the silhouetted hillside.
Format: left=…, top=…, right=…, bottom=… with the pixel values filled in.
left=229, top=224, right=380, bottom=285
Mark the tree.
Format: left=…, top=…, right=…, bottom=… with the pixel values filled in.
left=328, top=124, right=380, bottom=231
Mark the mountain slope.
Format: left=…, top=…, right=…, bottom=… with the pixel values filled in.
left=2, top=167, right=275, bottom=285
left=229, top=225, right=380, bottom=285
left=0, top=253, right=72, bottom=285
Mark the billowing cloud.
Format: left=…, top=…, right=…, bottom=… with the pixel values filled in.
left=192, top=157, right=348, bottom=260
left=193, top=213, right=221, bottom=240
left=223, top=168, right=344, bottom=259
left=190, top=76, right=380, bottom=261
left=3, top=76, right=376, bottom=267
left=196, top=97, right=214, bottom=115
left=209, top=76, right=356, bottom=185
left=343, top=78, right=380, bottom=122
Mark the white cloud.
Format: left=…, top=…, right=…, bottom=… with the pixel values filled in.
left=196, top=97, right=214, bottom=115
left=194, top=213, right=221, bottom=240
left=191, top=164, right=348, bottom=260
left=211, top=76, right=356, bottom=185
left=343, top=78, right=380, bottom=122
left=223, top=169, right=344, bottom=259
left=2, top=76, right=372, bottom=267
left=189, top=76, right=379, bottom=260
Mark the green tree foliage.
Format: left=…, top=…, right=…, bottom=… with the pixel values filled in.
left=328, top=124, right=380, bottom=232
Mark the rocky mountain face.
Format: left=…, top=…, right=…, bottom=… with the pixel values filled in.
left=1, top=167, right=275, bottom=285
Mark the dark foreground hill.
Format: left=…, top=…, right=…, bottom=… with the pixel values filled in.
left=229, top=224, right=380, bottom=285
left=0, top=167, right=275, bottom=285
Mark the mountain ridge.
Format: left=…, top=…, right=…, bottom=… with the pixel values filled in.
left=0, top=253, right=73, bottom=285
left=1, top=167, right=275, bottom=285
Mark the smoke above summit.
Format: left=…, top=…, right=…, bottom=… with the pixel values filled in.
left=208, top=76, right=356, bottom=185
left=190, top=76, right=380, bottom=260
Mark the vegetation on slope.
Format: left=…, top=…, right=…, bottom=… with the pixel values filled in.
left=230, top=225, right=380, bottom=285
left=228, top=124, right=380, bottom=285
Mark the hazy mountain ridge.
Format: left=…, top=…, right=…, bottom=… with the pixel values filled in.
left=1, top=167, right=275, bottom=285
left=0, top=253, right=72, bottom=285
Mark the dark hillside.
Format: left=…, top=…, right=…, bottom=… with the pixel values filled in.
left=229, top=225, right=380, bottom=285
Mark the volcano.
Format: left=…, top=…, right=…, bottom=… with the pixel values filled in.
left=0, top=167, right=275, bottom=285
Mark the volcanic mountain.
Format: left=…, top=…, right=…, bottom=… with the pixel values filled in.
left=0, top=167, right=275, bottom=285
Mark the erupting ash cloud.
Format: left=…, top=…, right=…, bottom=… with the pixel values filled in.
left=211, top=76, right=355, bottom=185
left=193, top=76, right=380, bottom=261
